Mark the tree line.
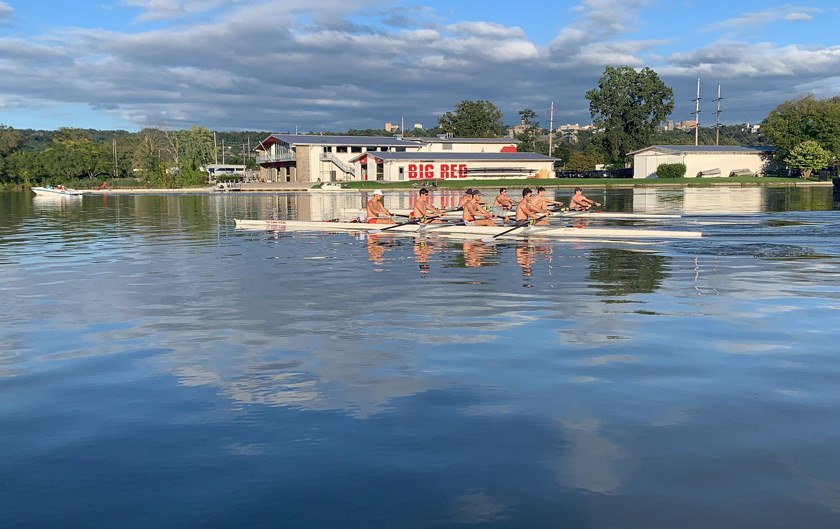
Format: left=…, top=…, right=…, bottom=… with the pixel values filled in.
left=2, top=66, right=838, bottom=188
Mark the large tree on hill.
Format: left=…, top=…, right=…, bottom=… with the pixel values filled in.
left=585, top=66, right=674, bottom=164
left=438, top=100, right=504, bottom=138
left=760, top=94, right=840, bottom=162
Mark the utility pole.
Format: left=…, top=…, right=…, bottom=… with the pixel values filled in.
left=221, top=138, right=225, bottom=164
left=213, top=132, right=218, bottom=164
left=693, top=78, right=701, bottom=146
left=113, top=138, right=117, bottom=178
left=714, top=82, right=722, bottom=146
left=548, top=101, right=554, bottom=159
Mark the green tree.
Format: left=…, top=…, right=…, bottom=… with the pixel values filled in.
left=514, top=108, right=541, bottom=152
left=585, top=66, right=674, bottom=164
left=565, top=150, right=603, bottom=171
left=179, top=126, right=214, bottom=185
left=438, top=100, right=504, bottom=138
left=760, top=94, right=840, bottom=162
left=786, top=140, right=830, bottom=179
left=132, top=128, right=168, bottom=186
left=41, top=128, right=111, bottom=180
left=0, top=125, right=23, bottom=157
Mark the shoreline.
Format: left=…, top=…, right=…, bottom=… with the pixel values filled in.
left=74, top=180, right=835, bottom=195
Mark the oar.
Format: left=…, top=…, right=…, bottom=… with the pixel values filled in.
left=481, top=215, right=548, bottom=243
left=371, top=212, right=451, bottom=234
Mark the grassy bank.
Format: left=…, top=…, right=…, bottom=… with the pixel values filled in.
left=337, top=176, right=824, bottom=191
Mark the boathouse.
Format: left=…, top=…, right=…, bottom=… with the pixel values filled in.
left=253, top=134, right=545, bottom=183
left=629, top=145, right=775, bottom=179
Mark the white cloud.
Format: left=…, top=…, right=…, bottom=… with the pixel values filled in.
left=1, top=0, right=839, bottom=131
left=707, top=6, right=822, bottom=31
left=0, top=2, right=12, bottom=21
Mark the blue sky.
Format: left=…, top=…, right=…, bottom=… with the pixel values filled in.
left=1, top=0, right=839, bottom=132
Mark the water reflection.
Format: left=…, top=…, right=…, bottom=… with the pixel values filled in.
left=462, top=239, right=496, bottom=267
left=4, top=188, right=840, bottom=528
left=588, top=248, right=670, bottom=296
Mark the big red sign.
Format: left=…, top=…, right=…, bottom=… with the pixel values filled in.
left=407, top=163, right=467, bottom=179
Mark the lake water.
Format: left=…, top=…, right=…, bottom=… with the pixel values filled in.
left=2, top=186, right=840, bottom=528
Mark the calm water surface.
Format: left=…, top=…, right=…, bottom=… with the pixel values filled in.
left=2, top=187, right=840, bottom=528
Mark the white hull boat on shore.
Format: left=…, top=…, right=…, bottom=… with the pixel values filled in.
left=31, top=186, right=84, bottom=197
left=234, top=219, right=702, bottom=240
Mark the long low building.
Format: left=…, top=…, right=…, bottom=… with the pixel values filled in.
left=254, top=133, right=554, bottom=183
left=350, top=151, right=555, bottom=181
left=629, top=145, right=776, bottom=179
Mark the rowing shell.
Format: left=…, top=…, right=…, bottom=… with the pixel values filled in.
left=234, top=219, right=701, bottom=239
left=339, top=208, right=680, bottom=220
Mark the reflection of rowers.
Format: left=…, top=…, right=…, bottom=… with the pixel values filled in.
left=463, top=239, right=494, bottom=267
left=366, top=189, right=394, bottom=224
left=414, top=238, right=432, bottom=277
left=366, top=234, right=386, bottom=263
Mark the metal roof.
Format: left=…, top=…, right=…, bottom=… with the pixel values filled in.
left=258, top=134, right=520, bottom=149
left=350, top=152, right=556, bottom=162
left=264, top=134, right=425, bottom=147
left=628, top=145, right=774, bottom=155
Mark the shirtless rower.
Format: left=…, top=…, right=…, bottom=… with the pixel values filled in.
left=491, top=187, right=515, bottom=218
left=516, top=188, right=549, bottom=226
left=530, top=186, right=564, bottom=214
left=493, top=188, right=515, bottom=209
left=366, top=189, right=394, bottom=224
left=457, top=189, right=473, bottom=210
left=410, top=188, right=443, bottom=223
left=568, top=187, right=601, bottom=211
left=462, top=190, right=496, bottom=226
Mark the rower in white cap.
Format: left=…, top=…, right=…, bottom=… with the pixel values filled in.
left=365, top=189, right=394, bottom=224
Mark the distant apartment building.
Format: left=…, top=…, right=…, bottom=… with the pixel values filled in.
left=555, top=123, right=594, bottom=143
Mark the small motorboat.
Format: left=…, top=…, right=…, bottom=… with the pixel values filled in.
left=31, top=185, right=84, bottom=196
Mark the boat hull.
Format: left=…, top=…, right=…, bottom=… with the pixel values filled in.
left=234, top=219, right=701, bottom=239
left=32, top=186, right=84, bottom=196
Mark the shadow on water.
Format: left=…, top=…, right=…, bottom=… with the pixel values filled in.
left=587, top=248, right=670, bottom=296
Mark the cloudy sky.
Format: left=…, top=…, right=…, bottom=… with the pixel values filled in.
left=0, top=0, right=838, bottom=133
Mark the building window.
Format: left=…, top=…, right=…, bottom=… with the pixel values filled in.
left=351, top=146, right=362, bottom=153
left=337, top=146, right=348, bottom=153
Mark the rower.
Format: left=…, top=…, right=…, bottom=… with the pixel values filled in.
left=457, top=189, right=473, bottom=210
left=462, top=190, right=496, bottom=226
left=366, top=189, right=394, bottom=224
left=568, top=187, right=601, bottom=211
left=493, top=187, right=515, bottom=209
left=491, top=187, right=515, bottom=219
left=531, top=186, right=563, bottom=214
left=516, top=188, right=548, bottom=226
left=410, top=188, right=443, bottom=223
